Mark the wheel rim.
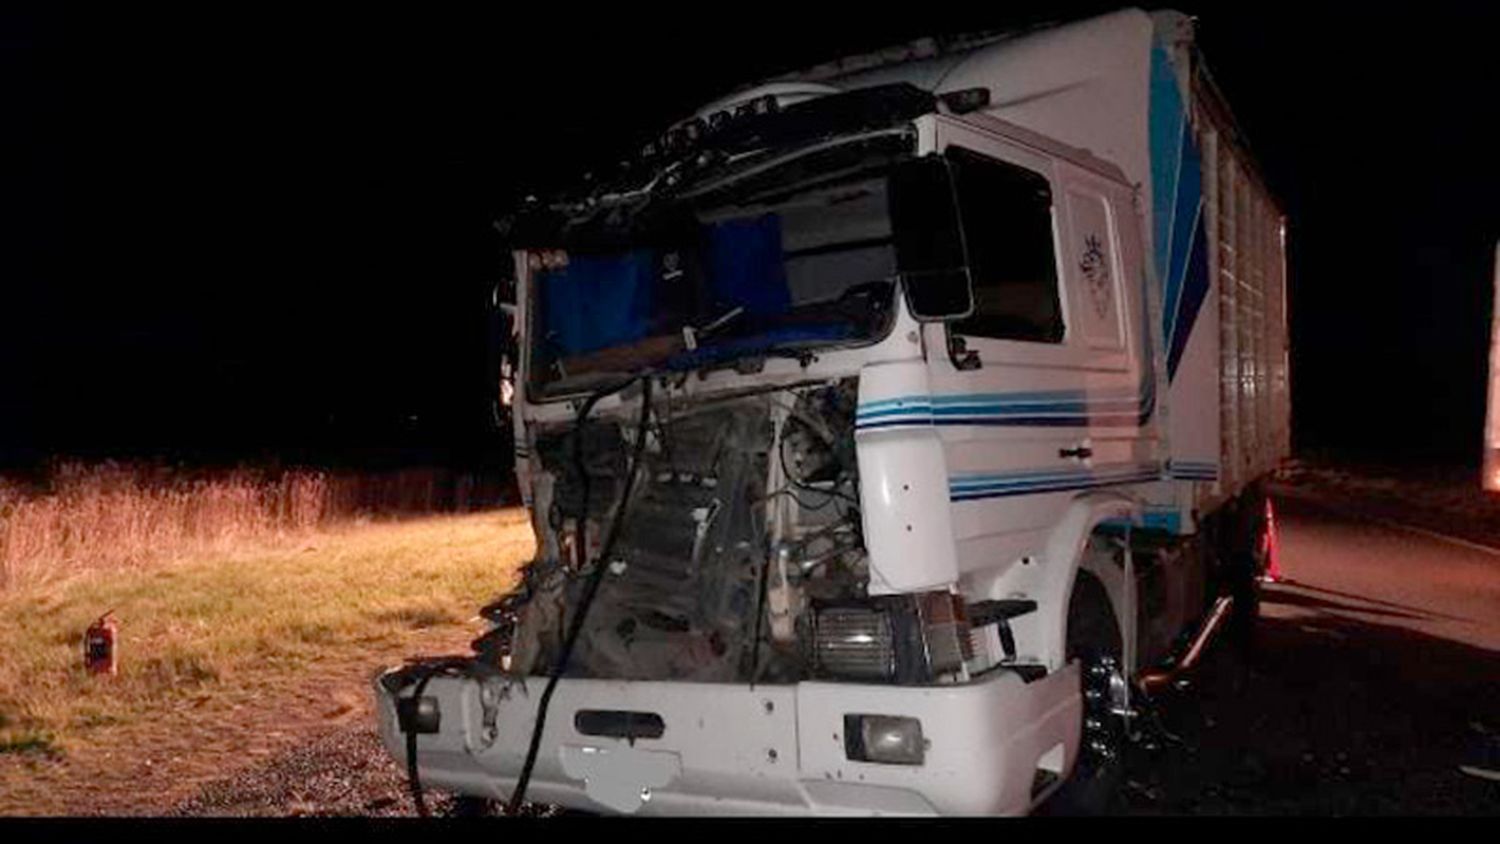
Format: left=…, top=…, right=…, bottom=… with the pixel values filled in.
left=1078, top=652, right=1127, bottom=778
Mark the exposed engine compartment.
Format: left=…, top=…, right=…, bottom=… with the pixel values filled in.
left=500, top=379, right=866, bottom=683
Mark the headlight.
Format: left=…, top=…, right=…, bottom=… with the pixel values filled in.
left=812, top=606, right=896, bottom=681
left=811, top=591, right=973, bottom=684
left=844, top=714, right=925, bottom=765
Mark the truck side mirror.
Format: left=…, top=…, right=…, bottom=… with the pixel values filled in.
left=888, top=155, right=975, bottom=322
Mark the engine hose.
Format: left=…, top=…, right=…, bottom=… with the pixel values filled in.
left=507, top=374, right=653, bottom=814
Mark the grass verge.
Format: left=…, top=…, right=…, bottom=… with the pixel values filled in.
left=0, top=509, right=534, bottom=814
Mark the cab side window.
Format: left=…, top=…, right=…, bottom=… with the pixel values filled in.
left=947, top=147, right=1065, bottom=344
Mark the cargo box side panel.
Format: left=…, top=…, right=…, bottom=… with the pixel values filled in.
left=1214, top=135, right=1241, bottom=496
left=1195, top=76, right=1290, bottom=500
left=1270, top=196, right=1291, bottom=466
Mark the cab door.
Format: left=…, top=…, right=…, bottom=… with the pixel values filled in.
left=923, top=118, right=1158, bottom=573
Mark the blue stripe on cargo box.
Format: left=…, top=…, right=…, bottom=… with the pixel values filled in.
left=1150, top=41, right=1212, bottom=381
left=1167, top=459, right=1219, bottom=480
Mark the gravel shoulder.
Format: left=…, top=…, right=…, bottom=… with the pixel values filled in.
left=170, top=725, right=462, bottom=817
left=170, top=725, right=564, bottom=817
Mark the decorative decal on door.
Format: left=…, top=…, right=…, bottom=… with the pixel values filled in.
left=1065, top=189, right=1124, bottom=351
left=1079, top=233, right=1111, bottom=320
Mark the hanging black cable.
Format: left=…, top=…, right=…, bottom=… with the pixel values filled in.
left=506, top=374, right=653, bottom=814
left=394, top=655, right=484, bottom=817
left=405, top=672, right=437, bottom=817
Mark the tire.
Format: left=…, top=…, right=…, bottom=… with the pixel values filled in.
left=1043, top=569, right=1127, bottom=815
left=1221, top=487, right=1266, bottom=659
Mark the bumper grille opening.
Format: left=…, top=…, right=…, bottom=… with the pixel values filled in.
left=574, top=709, right=667, bottom=741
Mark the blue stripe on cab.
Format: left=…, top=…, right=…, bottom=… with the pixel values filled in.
left=856, top=379, right=1156, bottom=431
left=947, top=463, right=1163, bottom=501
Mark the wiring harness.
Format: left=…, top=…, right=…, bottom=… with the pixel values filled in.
left=505, top=374, right=654, bottom=813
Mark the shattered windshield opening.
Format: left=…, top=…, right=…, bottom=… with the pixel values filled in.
left=525, top=132, right=915, bottom=398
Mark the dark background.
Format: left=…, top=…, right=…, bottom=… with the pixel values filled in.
left=5, top=2, right=1498, bottom=473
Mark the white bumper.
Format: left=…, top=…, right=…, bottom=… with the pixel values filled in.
left=374, top=664, right=1081, bottom=816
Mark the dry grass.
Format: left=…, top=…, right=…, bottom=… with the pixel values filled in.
left=0, top=462, right=506, bottom=591
left=0, top=508, right=535, bottom=814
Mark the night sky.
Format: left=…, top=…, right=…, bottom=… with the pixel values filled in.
left=6, top=2, right=1497, bottom=472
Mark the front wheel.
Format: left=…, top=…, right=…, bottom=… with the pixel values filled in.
left=1042, top=569, right=1127, bottom=815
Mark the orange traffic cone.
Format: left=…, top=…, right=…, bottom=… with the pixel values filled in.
left=1261, top=497, right=1283, bottom=583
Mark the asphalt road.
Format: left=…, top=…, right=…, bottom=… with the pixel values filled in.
left=1117, top=491, right=1500, bottom=814
left=172, top=490, right=1500, bottom=816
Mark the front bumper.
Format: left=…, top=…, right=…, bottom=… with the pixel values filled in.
left=374, top=663, right=1081, bottom=816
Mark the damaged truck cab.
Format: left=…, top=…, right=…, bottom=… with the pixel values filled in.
left=375, top=7, right=1290, bottom=815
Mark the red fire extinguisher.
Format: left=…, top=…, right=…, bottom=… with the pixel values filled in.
left=84, top=611, right=118, bottom=676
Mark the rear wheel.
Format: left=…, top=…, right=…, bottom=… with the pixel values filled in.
left=1043, top=569, right=1126, bottom=815
left=1220, top=485, right=1267, bottom=659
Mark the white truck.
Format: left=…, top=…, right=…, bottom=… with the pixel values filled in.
left=375, top=6, right=1291, bottom=816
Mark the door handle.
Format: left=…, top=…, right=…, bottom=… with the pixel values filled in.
left=1058, top=446, right=1093, bottom=460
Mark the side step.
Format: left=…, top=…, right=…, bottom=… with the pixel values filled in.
left=969, top=600, right=1047, bottom=682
